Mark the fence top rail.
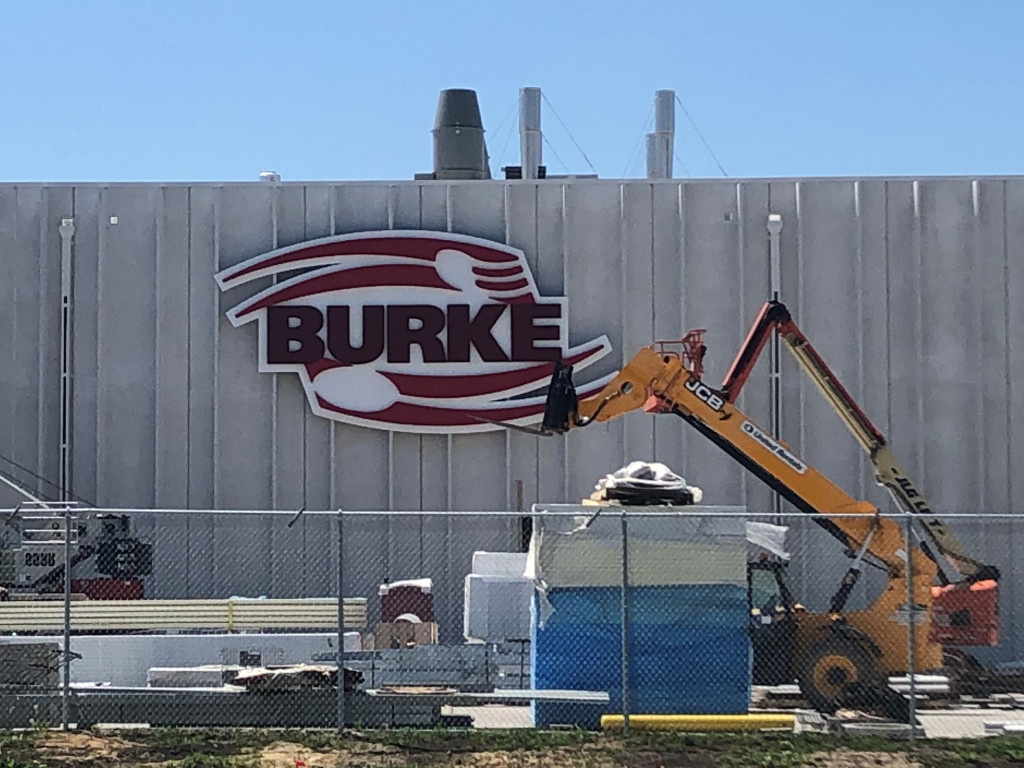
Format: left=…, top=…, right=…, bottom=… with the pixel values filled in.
left=1, top=506, right=1020, bottom=520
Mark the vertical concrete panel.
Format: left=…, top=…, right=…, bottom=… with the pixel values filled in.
left=965, top=181, right=1010, bottom=588
left=212, top=186, right=275, bottom=598
left=213, top=185, right=275, bottom=510
left=1003, top=179, right=1024, bottom=659
left=620, top=184, right=655, bottom=464
left=154, top=186, right=191, bottom=509
left=300, top=190, right=334, bottom=502
left=763, top=181, right=804, bottom=530
left=385, top=184, right=426, bottom=598
left=69, top=188, right=101, bottom=506
left=743, top=183, right=829, bottom=599
left=789, top=181, right=865, bottom=611
left=38, top=187, right=69, bottom=503
left=411, top=184, right=453, bottom=628
left=0, top=187, right=19, bottom=490
left=330, top=185, right=391, bottom=619
left=504, top=184, right=540, bottom=512
left=793, top=181, right=862, bottom=489
left=330, top=181, right=391, bottom=510
left=184, top=187, right=217, bottom=595
left=974, top=181, right=1010, bottom=515
left=269, top=185, right=310, bottom=597
left=563, top=183, right=625, bottom=500
left=420, top=448, right=452, bottom=639
left=767, top=181, right=803, bottom=473
left=445, top=181, right=508, bottom=508
left=735, top=182, right=772, bottom=513
left=535, top=183, right=567, bottom=505
left=148, top=187, right=191, bottom=598
left=918, top=181, right=979, bottom=511
left=848, top=180, right=896, bottom=611
left=185, top=187, right=216, bottom=509
left=95, top=186, right=158, bottom=507
left=388, top=176, right=424, bottom=570
left=680, top=183, right=745, bottom=505
left=8, top=188, right=43, bottom=496
left=443, top=182, right=511, bottom=642
left=886, top=181, right=925, bottom=492
left=650, top=183, right=684, bottom=467
left=856, top=180, right=892, bottom=509
left=298, top=186, right=335, bottom=597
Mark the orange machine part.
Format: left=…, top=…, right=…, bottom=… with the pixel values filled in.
left=929, top=580, right=998, bottom=647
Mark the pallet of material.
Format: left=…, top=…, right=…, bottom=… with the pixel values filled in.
left=233, top=664, right=363, bottom=692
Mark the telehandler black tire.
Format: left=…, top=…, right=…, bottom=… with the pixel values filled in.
left=796, top=635, right=881, bottom=715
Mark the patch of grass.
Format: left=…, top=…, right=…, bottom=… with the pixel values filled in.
left=0, top=729, right=43, bottom=768
left=172, top=755, right=258, bottom=768
left=365, top=726, right=598, bottom=753
left=914, top=735, right=1024, bottom=767
left=116, top=726, right=257, bottom=762
left=0, top=759, right=47, bottom=768
left=16, top=726, right=1024, bottom=768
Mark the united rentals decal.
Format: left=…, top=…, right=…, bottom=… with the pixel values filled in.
left=215, top=231, right=613, bottom=433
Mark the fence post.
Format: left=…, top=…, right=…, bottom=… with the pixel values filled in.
left=904, top=513, right=916, bottom=739
left=62, top=504, right=72, bottom=731
left=620, top=510, right=630, bottom=735
left=336, top=508, right=345, bottom=732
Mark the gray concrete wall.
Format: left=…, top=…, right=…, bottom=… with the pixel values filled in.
left=1, top=177, right=1021, bottom=655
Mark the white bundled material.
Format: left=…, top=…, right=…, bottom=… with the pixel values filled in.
left=147, top=665, right=226, bottom=688
left=378, top=578, right=432, bottom=596
left=594, top=460, right=704, bottom=503
left=471, top=551, right=529, bottom=578
left=463, top=574, right=533, bottom=643
left=745, top=521, right=790, bottom=561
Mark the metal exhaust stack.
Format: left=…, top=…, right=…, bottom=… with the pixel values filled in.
left=645, top=89, right=675, bottom=179
left=519, top=87, right=543, bottom=179
left=417, top=88, right=491, bottom=180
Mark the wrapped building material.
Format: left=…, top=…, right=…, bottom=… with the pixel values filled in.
left=527, top=505, right=750, bottom=729
left=463, top=574, right=533, bottom=643
left=589, top=461, right=704, bottom=506
left=471, top=551, right=528, bottom=578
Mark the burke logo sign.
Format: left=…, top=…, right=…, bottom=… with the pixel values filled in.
left=215, top=231, right=613, bottom=433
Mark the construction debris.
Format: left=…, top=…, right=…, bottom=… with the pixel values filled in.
left=231, top=664, right=362, bottom=693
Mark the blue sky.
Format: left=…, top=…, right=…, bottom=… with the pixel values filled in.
left=2, top=1, right=1021, bottom=182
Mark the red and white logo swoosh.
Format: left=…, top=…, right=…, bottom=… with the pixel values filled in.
left=215, top=230, right=613, bottom=433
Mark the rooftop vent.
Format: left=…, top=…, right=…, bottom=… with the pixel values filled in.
left=416, top=89, right=491, bottom=180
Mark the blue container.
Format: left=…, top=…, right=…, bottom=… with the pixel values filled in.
left=531, top=585, right=750, bottom=729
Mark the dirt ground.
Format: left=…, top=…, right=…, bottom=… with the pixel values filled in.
left=4, top=730, right=1022, bottom=768
left=801, top=749, right=922, bottom=768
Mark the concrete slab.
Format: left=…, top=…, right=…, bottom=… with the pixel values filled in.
left=917, top=709, right=1024, bottom=739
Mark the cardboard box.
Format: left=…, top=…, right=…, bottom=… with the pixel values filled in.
left=372, top=621, right=438, bottom=649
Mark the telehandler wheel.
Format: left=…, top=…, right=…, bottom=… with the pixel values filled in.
left=796, top=635, right=880, bottom=715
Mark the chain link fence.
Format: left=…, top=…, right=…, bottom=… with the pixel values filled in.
left=0, top=504, right=1021, bottom=737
